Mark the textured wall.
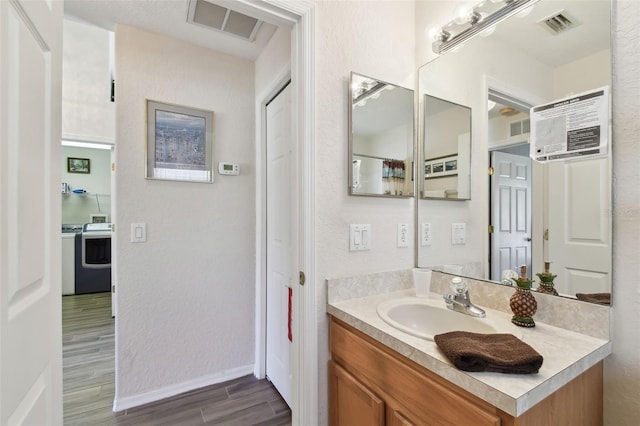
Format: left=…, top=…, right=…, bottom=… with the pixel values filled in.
left=113, top=25, right=256, bottom=406
left=605, top=1, right=640, bottom=424
left=315, top=1, right=416, bottom=423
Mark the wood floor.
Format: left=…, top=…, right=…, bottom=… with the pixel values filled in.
left=62, top=293, right=291, bottom=425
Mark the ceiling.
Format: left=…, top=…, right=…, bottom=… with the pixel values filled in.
left=64, top=0, right=279, bottom=60
left=492, top=0, right=610, bottom=67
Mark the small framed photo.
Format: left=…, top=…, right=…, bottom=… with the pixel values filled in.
left=445, top=159, right=458, bottom=172
left=67, top=157, right=90, bottom=174
left=146, top=100, right=214, bottom=183
left=425, top=154, right=458, bottom=179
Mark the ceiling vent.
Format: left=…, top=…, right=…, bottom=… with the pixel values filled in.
left=187, top=0, right=263, bottom=42
left=539, top=10, right=578, bottom=35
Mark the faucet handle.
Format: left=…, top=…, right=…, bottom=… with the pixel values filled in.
left=450, top=277, right=467, bottom=294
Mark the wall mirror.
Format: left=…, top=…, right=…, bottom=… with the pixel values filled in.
left=349, top=72, right=415, bottom=197
left=417, top=0, right=612, bottom=305
left=422, top=95, right=471, bottom=200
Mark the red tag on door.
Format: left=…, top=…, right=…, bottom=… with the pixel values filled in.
left=288, top=287, right=293, bottom=342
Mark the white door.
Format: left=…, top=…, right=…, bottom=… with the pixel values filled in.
left=547, top=157, right=611, bottom=296
left=490, top=151, right=532, bottom=281
left=0, top=0, right=64, bottom=424
left=266, top=83, right=292, bottom=407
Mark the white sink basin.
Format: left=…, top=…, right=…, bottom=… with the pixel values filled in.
left=377, top=297, right=519, bottom=341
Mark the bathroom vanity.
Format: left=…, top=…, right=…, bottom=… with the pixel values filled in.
left=327, top=270, right=611, bottom=425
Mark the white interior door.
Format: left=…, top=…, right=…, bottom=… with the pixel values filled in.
left=266, top=83, right=292, bottom=407
left=490, top=151, right=532, bottom=281
left=0, top=0, right=63, bottom=424
left=547, top=157, right=611, bottom=296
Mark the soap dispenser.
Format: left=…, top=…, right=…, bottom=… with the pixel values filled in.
left=509, top=265, right=537, bottom=327
left=536, top=261, right=559, bottom=296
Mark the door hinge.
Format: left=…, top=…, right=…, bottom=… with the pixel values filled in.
left=112, top=162, right=115, bottom=172
left=111, top=223, right=115, bottom=232
left=488, top=225, right=494, bottom=234
left=544, top=229, right=549, bottom=241
left=299, top=271, right=305, bottom=286
left=488, top=166, right=494, bottom=176
left=112, top=285, right=116, bottom=293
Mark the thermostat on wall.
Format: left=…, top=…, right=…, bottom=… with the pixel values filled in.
left=218, top=162, right=239, bottom=176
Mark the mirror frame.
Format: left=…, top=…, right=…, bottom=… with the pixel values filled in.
left=348, top=72, right=415, bottom=198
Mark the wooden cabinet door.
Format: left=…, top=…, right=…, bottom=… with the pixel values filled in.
left=388, top=410, right=417, bottom=426
left=330, top=360, right=384, bottom=426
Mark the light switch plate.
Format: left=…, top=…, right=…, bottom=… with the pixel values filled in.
left=451, top=222, right=466, bottom=245
left=397, top=223, right=409, bottom=248
left=350, top=224, right=371, bottom=251
left=131, top=223, right=147, bottom=243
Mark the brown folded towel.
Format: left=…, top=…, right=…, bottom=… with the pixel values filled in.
left=576, top=293, right=611, bottom=305
left=434, top=331, right=543, bottom=374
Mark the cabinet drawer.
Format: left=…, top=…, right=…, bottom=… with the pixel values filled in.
left=331, top=318, right=502, bottom=426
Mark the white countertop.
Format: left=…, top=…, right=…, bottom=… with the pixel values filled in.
left=327, top=288, right=612, bottom=417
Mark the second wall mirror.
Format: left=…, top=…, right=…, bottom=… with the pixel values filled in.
left=349, top=72, right=414, bottom=198
left=422, top=95, right=471, bottom=200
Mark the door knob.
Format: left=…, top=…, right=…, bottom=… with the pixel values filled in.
left=525, top=237, right=532, bottom=242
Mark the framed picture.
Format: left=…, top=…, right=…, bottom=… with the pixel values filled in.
left=146, top=100, right=214, bottom=183
left=67, top=157, right=90, bottom=174
left=425, top=154, right=458, bottom=179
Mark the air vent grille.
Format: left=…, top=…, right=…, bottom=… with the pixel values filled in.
left=540, top=10, right=577, bottom=34
left=188, top=0, right=262, bottom=42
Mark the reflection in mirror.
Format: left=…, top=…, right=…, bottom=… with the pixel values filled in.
left=349, top=72, right=414, bottom=197
left=423, top=95, right=471, bottom=200
left=417, top=0, right=612, bottom=305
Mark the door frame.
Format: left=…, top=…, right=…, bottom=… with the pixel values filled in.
left=244, top=1, right=316, bottom=424
left=482, top=76, right=545, bottom=281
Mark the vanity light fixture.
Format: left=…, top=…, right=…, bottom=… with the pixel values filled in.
left=432, top=0, right=539, bottom=54
left=351, top=74, right=392, bottom=107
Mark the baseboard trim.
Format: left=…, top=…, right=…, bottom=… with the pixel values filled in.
left=112, top=364, right=255, bottom=413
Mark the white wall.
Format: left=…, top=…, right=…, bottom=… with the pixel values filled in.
left=113, top=25, right=256, bottom=407
left=315, top=1, right=416, bottom=423
left=554, top=49, right=611, bottom=98
left=61, top=146, right=111, bottom=224
left=605, top=2, right=640, bottom=424
left=62, top=19, right=115, bottom=144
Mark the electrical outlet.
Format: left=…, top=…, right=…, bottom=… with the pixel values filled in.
left=397, top=223, right=409, bottom=248
left=421, top=223, right=432, bottom=246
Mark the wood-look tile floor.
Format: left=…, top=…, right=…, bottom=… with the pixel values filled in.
left=63, top=293, right=291, bottom=425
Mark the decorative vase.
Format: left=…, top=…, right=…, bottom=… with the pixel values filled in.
left=536, top=261, right=559, bottom=296
left=509, top=265, right=537, bottom=327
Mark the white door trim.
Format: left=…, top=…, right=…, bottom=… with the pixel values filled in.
left=245, top=1, right=316, bottom=424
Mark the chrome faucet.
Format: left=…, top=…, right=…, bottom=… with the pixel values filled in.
left=443, top=277, right=486, bottom=318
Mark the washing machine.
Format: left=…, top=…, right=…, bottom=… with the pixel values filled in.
left=75, top=223, right=112, bottom=294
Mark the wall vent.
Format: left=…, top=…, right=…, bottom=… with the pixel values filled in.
left=540, top=10, right=578, bottom=34
left=510, top=118, right=531, bottom=137
left=187, top=0, right=262, bottom=42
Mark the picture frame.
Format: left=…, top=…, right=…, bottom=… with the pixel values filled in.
left=425, top=154, right=458, bottom=179
left=146, top=100, right=214, bottom=183
left=67, top=157, right=90, bottom=174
